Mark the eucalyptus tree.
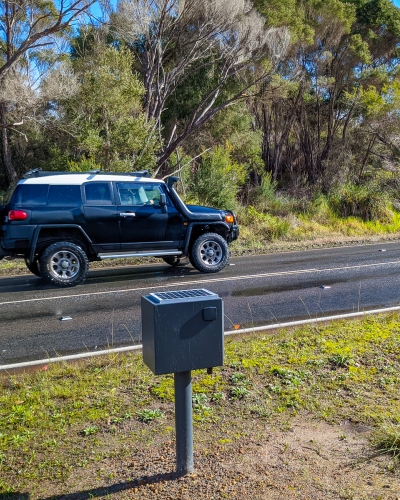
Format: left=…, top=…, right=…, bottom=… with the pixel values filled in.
left=111, top=0, right=289, bottom=174
left=0, top=0, right=96, bottom=183
left=252, top=0, right=400, bottom=190
left=64, top=44, right=159, bottom=172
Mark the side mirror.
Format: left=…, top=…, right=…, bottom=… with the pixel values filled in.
left=159, top=193, right=167, bottom=213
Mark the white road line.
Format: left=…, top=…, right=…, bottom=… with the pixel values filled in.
left=1, top=260, right=400, bottom=306
left=2, top=305, right=400, bottom=371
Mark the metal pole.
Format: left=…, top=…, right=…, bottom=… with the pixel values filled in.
left=174, top=370, right=193, bottom=475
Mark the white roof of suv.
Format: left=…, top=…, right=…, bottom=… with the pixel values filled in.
left=20, top=173, right=162, bottom=185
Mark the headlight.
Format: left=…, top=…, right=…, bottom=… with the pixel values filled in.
left=225, top=214, right=235, bottom=223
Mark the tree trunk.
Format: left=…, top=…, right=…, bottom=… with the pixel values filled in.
left=359, top=134, right=376, bottom=180
left=0, top=102, right=17, bottom=183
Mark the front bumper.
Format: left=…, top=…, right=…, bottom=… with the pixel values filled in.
left=228, top=224, right=239, bottom=243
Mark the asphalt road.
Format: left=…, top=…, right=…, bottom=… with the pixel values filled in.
left=1, top=241, right=400, bottom=365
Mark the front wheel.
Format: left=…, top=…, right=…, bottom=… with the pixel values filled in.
left=39, top=242, right=89, bottom=287
left=190, top=233, right=229, bottom=273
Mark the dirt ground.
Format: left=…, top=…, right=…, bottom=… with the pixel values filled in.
left=32, top=414, right=400, bottom=500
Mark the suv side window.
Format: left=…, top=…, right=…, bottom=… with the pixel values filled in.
left=48, top=185, right=82, bottom=206
left=84, top=183, right=112, bottom=205
left=117, top=182, right=165, bottom=206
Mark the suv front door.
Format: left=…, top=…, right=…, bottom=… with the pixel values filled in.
left=116, top=182, right=184, bottom=250
left=82, top=182, right=120, bottom=252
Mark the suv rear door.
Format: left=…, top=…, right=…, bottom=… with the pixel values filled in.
left=116, top=182, right=184, bottom=250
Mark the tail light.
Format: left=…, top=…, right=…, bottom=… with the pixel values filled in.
left=8, top=210, right=28, bottom=221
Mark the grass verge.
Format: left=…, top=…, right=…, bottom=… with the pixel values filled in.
left=1, top=313, right=400, bottom=498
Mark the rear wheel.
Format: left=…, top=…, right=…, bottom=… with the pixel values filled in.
left=162, top=256, right=189, bottom=267
left=190, top=233, right=229, bottom=273
left=24, top=256, right=41, bottom=277
left=39, top=241, right=89, bottom=287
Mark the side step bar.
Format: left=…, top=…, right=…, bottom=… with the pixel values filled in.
left=98, top=250, right=183, bottom=260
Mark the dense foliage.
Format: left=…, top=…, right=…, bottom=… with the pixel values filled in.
left=1, top=0, right=400, bottom=226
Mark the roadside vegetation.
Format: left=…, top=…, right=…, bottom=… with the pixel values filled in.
left=1, top=313, right=400, bottom=498
left=2, top=1, right=400, bottom=277
left=2, top=1, right=400, bottom=241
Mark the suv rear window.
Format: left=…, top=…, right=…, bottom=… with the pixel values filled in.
left=13, top=184, right=49, bottom=205
left=11, top=184, right=82, bottom=206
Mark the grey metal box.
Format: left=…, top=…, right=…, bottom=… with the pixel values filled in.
left=141, top=289, right=224, bottom=375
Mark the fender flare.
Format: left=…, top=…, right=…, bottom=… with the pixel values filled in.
left=183, top=221, right=230, bottom=254
left=29, top=225, right=92, bottom=262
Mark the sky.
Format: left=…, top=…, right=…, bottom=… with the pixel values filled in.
left=393, top=0, right=400, bottom=7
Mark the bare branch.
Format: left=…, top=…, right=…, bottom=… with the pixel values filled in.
left=161, top=148, right=212, bottom=180
left=0, top=120, right=24, bottom=128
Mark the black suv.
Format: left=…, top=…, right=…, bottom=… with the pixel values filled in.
left=0, top=170, right=239, bottom=287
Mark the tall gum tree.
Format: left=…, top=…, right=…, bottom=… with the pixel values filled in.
left=0, top=0, right=96, bottom=183
left=111, top=0, right=289, bottom=175
left=252, top=0, right=400, bottom=189
left=64, top=44, right=159, bottom=172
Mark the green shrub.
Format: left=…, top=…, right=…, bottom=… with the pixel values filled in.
left=248, top=173, right=288, bottom=214
left=308, top=192, right=334, bottom=223
left=329, top=182, right=393, bottom=222
left=184, top=145, right=247, bottom=210
left=67, top=157, right=103, bottom=172
left=246, top=206, right=291, bottom=240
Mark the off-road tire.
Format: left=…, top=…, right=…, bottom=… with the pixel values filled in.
left=190, top=233, right=229, bottom=273
left=162, top=256, right=190, bottom=267
left=39, top=241, right=89, bottom=287
left=24, top=256, right=41, bottom=277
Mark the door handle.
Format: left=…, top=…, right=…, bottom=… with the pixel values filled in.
left=119, top=212, right=136, bottom=217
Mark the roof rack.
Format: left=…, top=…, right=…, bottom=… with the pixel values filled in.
left=23, top=168, right=151, bottom=179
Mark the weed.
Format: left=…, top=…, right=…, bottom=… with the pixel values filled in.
left=230, top=372, right=249, bottom=386
left=81, top=426, right=99, bottom=436
left=192, top=393, right=208, bottom=407
left=372, top=421, right=400, bottom=459
left=211, top=392, right=225, bottom=402
left=329, top=353, right=354, bottom=368
left=246, top=206, right=291, bottom=241
left=192, top=393, right=212, bottom=422
left=229, top=361, right=242, bottom=370
left=229, top=386, right=249, bottom=400
left=136, top=409, right=163, bottom=423
left=267, top=384, right=283, bottom=394
left=270, top=367, right=308, bottom=386
left=150, top=376, right=174, bottom=402
left=250, top=405, right=271, bottom=419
